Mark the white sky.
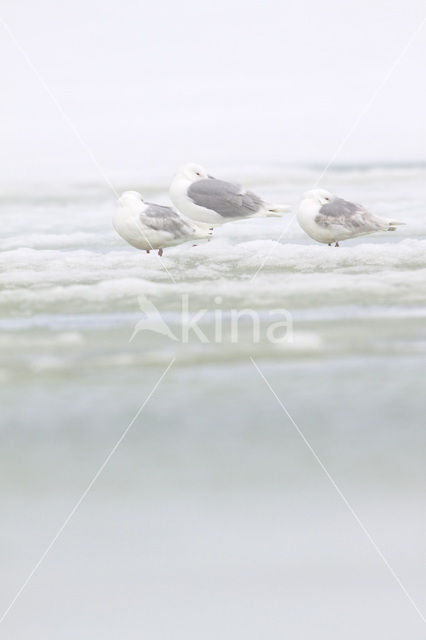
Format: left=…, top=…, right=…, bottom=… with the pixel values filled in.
left=1, top=0, right=425, bottom=182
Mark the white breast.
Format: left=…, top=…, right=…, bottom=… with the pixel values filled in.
left=297, top=199, right=335, bottom=243
left=113, top=204, right=159, bottom=250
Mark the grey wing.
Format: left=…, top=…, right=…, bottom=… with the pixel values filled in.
left=141, top=203, right=194, bottom=238
left=187, top=178, right=263, bottom=218
left=316, top=197, right=384, bottom=232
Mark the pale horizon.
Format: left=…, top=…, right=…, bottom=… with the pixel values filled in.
left=1, top=0, right=425, bottom=183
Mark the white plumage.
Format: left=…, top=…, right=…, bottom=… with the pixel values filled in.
left=113, top=191, right=213, bottom=255
left=298, top=189, right=405, bottom=246
left=170, top=163, right=291, bottom=225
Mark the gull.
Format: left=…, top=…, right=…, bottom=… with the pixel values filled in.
left=113, top=191, right=213, bottom=256
left=298, top=189, right=405, bottom=246
left=169, top=163, right=291, bottom=225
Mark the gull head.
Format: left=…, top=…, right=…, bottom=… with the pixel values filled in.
left=177, top=163, right=209, bottom=182
left=118, top=191, right=144, bottom=208
left=303, top=189, right=334, bottom=206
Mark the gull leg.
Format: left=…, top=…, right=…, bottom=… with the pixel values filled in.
left=146, top=250, right=150, bottom=254
left=335, top=242, right=340, bottom=247
left=158, top=248, right=163, bottom=257
left=328, top=243, right=332, bottom=247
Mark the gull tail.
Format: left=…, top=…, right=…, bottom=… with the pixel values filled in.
left=265, top=203, right=292, bottom=217
left=387, top=219, right=406, bottom=231
left=193, top=222, right=214, bottom=239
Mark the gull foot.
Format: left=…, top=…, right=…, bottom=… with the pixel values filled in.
left=335, top=242, right=340, bottom=247
left=328, top=243, right=332, bottom=247
left=158, top=248, right=163, bottom=257
left=146, top=249, right=150, bottom=254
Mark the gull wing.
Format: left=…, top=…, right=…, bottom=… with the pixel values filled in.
left=188, top=178, right=263, bottom=218
left=140, top=203, right=195, bottom=239
left=316, top=197, right=387, bottom=233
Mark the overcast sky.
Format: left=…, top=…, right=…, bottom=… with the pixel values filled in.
left=1, top=0, right=425, bottom=182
